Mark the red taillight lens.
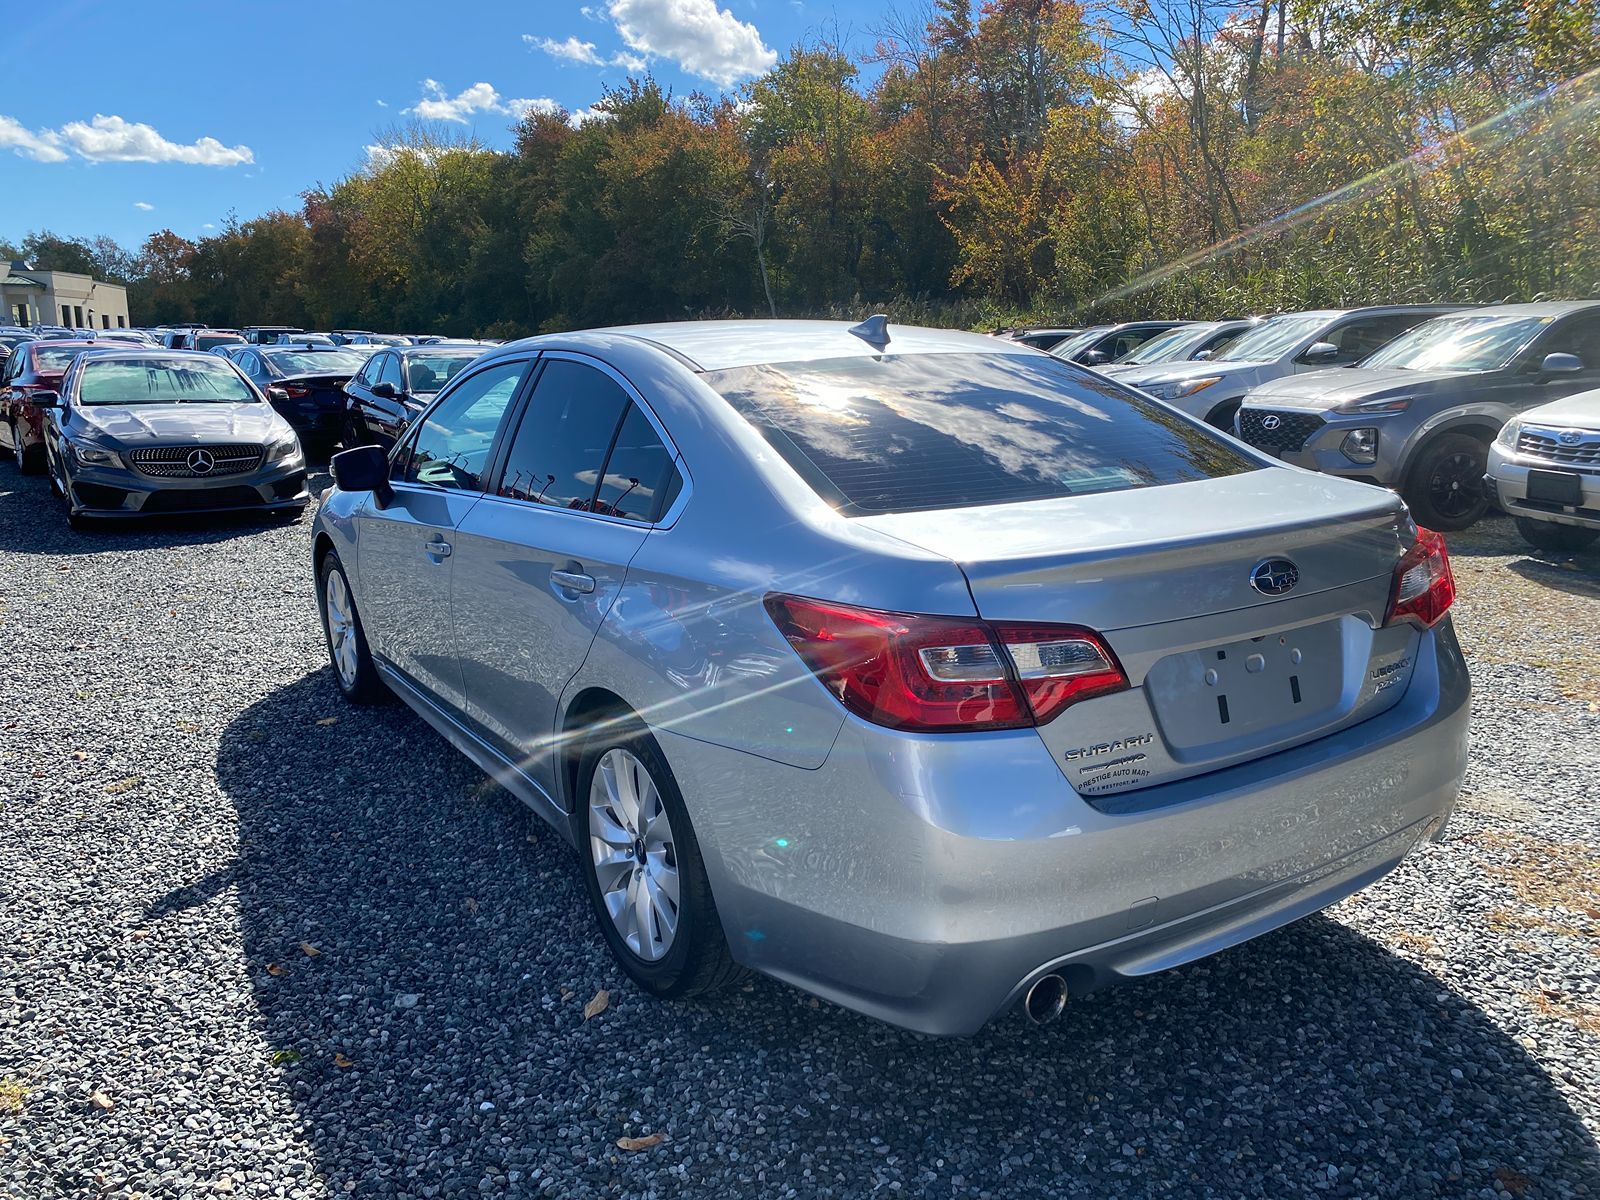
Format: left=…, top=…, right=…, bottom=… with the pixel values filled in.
left=1385, top=527, right=1455, bottom=628
left=282, top=383, right=310, bottom=399
left=764, top=594, right=1127, bottom=732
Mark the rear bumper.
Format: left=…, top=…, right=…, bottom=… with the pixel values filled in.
left=660, top=621, right=1470, bottom=1036
left=1485, top=445, right=1600, bottom=529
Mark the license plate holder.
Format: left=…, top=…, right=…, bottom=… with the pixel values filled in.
left=1527, top=468, right=1583, bottom=505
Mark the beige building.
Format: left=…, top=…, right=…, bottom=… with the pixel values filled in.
left=1, top=260, right=131, bottom=330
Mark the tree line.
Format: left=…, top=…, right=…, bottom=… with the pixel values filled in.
left=7, top=0, right=1597, bottom=336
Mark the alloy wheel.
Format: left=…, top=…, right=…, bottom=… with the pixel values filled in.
left=588, top=747, right=681, bottom=962
left=1427, top=451, right=1483, bottom=520
left=323, top=570, right=360, bottom=689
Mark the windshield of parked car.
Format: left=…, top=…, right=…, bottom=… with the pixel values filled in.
left=77, top=358, right=258, bottom=405
left=705, top=352, right=1260, bottom=516
left=1046, top=326, right=1111, bottom=358
left=1359, top=313, right=1549, bottom=372
left=405, top=353, right=477, bottom=394
left=1211, top=313, right=1332, bottom=363
left=261, top=349, right=368, bottom=375
left=1114, top=326, right=1201, bottom=365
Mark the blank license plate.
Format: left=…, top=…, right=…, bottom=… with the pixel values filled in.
left=1527, top=469, right=1583, bottom=505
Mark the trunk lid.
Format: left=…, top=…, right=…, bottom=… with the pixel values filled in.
left=855, top=471, right=1421, bottom=798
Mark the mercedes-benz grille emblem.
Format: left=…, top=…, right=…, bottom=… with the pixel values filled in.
left=1250, top=558, right=1300, bottom=596
left=1559, top=430, right=1582, bottom=445
left=186, top=448, right=217, bottom=475
left=1261, top=414, right=1282, bottom=430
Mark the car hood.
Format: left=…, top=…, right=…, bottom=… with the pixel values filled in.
left=1519, top=388, right=1600, bottom=431
left=1112, top=359, right=1276, bottom=389
left=1246, top=366, right=1477, bottom=410
left=77, top=403, right=288, bottom=444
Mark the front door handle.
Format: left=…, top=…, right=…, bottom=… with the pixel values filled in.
left=424, top=538, right=452, bottom=559
left=550, top=569, right=595, bottom=594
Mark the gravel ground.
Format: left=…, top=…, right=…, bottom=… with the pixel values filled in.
left=1, top=466, right=1597, bottom=1200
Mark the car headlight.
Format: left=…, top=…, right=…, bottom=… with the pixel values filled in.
left=1340, top=428, right=1379, bottom=464
left=67, top=440, right=122, bottom=468
left=267, top=431, right=303, bottom=463
left=1495, top=419, right=1522, bottom=449
left=1335, top=395, right=1412, bottom=414
left=1164, top=376, right=1224, bottom=399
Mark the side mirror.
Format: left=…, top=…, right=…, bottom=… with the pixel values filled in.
left=267, top=386, right=289, bottom=403
left=1539, top=351, right=1582, bottom=374
left=1192, top=349, right=1213, bottom=361
left=1301, top=341, right=1339, bottom=363
left=330, top=443, right=393, bottom=508
left=371, top=381, right=397, bottom=400
left=1082, top=349, right=1110, bottom=365
left=30, top=390, right=60, bottom=408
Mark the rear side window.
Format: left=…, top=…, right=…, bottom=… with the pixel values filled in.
left=704, top=352, right=1258, bottom=517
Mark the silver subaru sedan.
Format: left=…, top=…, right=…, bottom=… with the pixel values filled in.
left=311, top=320, right=1470, bottom=1035
left=38, top=349, right=308, bottom=529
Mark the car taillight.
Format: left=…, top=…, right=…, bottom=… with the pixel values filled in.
left=282, top=383, right=310, bottom=399
left=764, top=594, right=1128, bottom=732
left=1385, top=527, right=1455, bottom=628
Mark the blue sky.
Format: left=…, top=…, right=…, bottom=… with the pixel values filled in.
left=0, top=0, right=851, bottom=251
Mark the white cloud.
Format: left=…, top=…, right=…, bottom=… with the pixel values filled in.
left=406, top=80, right=557, bottom=124
left=134, top=200, right=154, bottom=211
left=58, top=114, right=252, bottom=166
left=376, top=99, right=389, bottom=108
left=606, top=0, right=775, bottom=86
left=0, top=115, right=68, bottom=163
left=201, top=222, right=216, bottom=230
left=581, top=4, right=601, bottom=18
left=528, top=34, right=604, bottom=65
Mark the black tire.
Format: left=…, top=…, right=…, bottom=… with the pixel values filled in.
left=316, top=550, right=388, bottom=704
left=1403, top=432, right=1491, bottom=531
left=572, top=719, right=742, bottom=999
left=10, top=422, right=42, bottom=475
left=1514, top=516, right=1600, bottom=554
left=1205, top=398, right=1242, bottom=432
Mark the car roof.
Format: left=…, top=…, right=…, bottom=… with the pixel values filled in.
left=549, top=319, right=1034, bottom=372
left=399, top=344, right=481, bottom=355
left=1428, top=300, right=1599, bottom=318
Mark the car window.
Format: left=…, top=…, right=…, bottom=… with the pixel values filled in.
left=353, top=353, right=380, bottom=386
left=1321, top=314, right=1429, bottom=364
left=402, top=360, right=528, bottom=491
left=706, top=352, right=1260, bottom=516
left=77, top=358, right=258, bottom=406
left=495, top=359, right=629, bottom=510
left=406, top=353, right=473, bottom=395
left=594, top=403, right=680, bottom=521
left=379, top=354, right=406, bottom=390
left=1214, top=314, right=1332, bottom=362
left=1539, top=311, right=1600, bottom=367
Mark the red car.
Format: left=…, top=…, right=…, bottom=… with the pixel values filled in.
left=0, top=339, right=101, bottom=473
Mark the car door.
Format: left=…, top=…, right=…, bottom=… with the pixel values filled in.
left=354, top=357, right=533, bottom=713
left=1519, top=310, right=1600, bottom=407
left=450, top=354, right=684, bottom=797
left=1294, top=313, right=1430, bottom=373
left=371, top=353, right=412, bottom=444
left=344, top=352, right=386, bottom=444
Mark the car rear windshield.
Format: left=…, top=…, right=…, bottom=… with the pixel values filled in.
left=704, top=352, right=1260, bottom=516
left=194, top=334, right=244, bottom=351
left=1359, top=313, right=1549, bottom=372
left=406, top=352, right=477, bottom=393
left=77, top=359, right=258, bottom=406
left=34, top=346, right=88, bottom=373
left=263, top=349, right=367, bottom=375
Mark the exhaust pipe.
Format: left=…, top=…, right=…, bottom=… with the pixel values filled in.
left=1023, top=974, right=1068, bottom=1025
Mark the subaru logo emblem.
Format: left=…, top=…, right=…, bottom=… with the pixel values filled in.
left=1250, top=558, right=1299, bottom=596
left=1261, top=414, right=1282, bottom=430
left=186, top=448, right=217, bottom=475
left=1559, top=430, right=1582, bottom=445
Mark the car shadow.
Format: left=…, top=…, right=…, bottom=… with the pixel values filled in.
left=1505, top=555, right=1600, bottom=597
left=199, top=669, right=1600, bottom=1197
left=0, top=468, right=331, bottom=557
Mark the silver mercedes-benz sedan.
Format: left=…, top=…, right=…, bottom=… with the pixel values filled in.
left=312, top=319, right=1470, bottom=1035
left=37, top=348, right=308, bottom=529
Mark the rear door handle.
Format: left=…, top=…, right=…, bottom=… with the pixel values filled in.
left=424, top=538, right=452, bottom=559
left=550, top=569, right=595, bottom=594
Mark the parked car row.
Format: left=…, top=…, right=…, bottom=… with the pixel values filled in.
left=1001, top=301, right=1600, bottom=541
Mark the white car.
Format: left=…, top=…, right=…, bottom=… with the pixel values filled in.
left=1485, top=387, right=1600, bottom=553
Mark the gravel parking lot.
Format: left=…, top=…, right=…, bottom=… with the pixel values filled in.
left=1, top=468, right=1597, bottom=1200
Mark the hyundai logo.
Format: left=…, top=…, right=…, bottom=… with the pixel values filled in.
left=1261, top=414, right=1282, bottom=430
left=186, top=448, right=217, bottom=475
left=1559, top=430, right=1582, bottom=445
left=1250, top=558, right=1300, bottom=596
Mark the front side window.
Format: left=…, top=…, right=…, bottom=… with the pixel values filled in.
left=76, top=359, right=257, bottom=406
left=378, top=354, right=405, bottom=391
left=705, top=352, right=1259, bottom=517
left=496, top=360, right=629, bottom=510
left=402, top=360, right=528, bottom=491
left=1538, top=312, right=1600, bottom=366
